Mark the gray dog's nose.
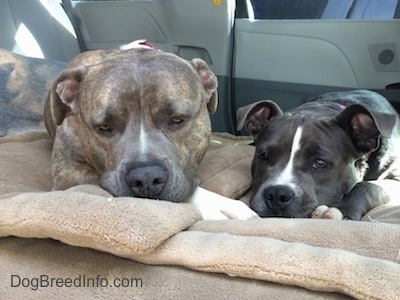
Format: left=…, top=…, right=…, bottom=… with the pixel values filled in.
left=126, top=162, right=168, bottom=198
left=263, top=185, right=294, bottom=208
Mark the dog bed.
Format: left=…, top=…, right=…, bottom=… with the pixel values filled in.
left=1, top=49, right=400, bottom=299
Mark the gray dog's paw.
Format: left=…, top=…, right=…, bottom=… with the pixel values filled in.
left=311, top=205, right=344, bottom=220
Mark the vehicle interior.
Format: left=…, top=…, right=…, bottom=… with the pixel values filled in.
left=1, top=1, right=400, bottom=299
left=2, top=0, right=400, bottom=133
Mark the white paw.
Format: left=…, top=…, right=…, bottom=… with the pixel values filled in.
left=217, top=198, right=259, bottom=220
left=187, top=187, right=259, bottom=220
left=311, top=205, right=344, bottom=220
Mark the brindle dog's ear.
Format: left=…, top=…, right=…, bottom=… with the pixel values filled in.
left=190, top=58, right=218, bottom=114
left=49, top=66, right=87, bottom=125
left=334, top=104, right=396, bottom=153
left=236, top=100, right=283, bottom=138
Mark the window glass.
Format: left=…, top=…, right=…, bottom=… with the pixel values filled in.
left=244, top=0, right=400, bottom=20
left=250, top=0, right=327, bottom=19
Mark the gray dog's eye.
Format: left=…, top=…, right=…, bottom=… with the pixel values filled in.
left=312, top=158, right=331, bottom=169
left=257, top=151, right=269, bottom=163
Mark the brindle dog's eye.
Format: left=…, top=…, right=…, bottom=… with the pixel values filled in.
left=96, top=124, right=113, bottom=134
left=168, top=116, right=185, bottom=130
left=170, top=116, right=184, bottom=125
left=312, top=158, right=331, bottom=169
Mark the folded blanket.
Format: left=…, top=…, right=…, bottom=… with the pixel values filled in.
left=0, top=132, right=399, bottom=299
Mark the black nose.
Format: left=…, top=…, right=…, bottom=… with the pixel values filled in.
left=126, top=162, right=168, bottom=198
left=263, top=185, right=294, bottom=207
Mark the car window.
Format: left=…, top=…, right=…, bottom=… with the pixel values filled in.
left=240, top=0, right=400, bottom=20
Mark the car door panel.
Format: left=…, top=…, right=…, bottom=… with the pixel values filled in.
left=234, top=18, right=400, bottom=132
left=235, top=28, right=358, bottom=87
left=74, top=3, right=167, bottom=50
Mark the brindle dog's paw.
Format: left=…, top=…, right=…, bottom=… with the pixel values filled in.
left=200, top=198, right=260, bottom=220
left=188, top=187, right=260, bottom=220
left=218, top=199, right=260, bottom=220
left=311, top=205, right=344, bottom=220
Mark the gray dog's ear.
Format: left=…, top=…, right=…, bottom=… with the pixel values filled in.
left=236, top=100, right=283, bottom=138
left=333, top=104, right=396, bottom=154
left=190, top=58, right=218, bottom=114
left=49, top=67, right=87, bottom=125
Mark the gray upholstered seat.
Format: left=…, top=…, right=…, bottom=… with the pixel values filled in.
left=0, top=0, right=80, bottom=62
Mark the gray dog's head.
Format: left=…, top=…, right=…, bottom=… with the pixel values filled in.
left=237, top=99, right=395, bottom=217
left=45, top=49, right=218, bottom=202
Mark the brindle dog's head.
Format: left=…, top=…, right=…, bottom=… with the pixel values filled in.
left=45, top=48, right=218, bottom=202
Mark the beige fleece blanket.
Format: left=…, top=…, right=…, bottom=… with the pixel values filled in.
left=0, top=131, right=400, bottom=299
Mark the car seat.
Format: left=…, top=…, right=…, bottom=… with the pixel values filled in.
left=0, top=0, right=81, bottom=62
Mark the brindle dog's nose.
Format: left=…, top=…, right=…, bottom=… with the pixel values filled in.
left=126, top=162, right=168, bottom=198
left=263, top=185, right=294, bottom=208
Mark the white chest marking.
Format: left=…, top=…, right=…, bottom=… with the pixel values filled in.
left=274, top=126, right=303, bottom=185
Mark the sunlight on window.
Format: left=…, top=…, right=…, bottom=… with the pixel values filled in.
left=14, top=23, right=44, bottom=59
left=245, top=0, right=255, bottom=21
left=39, top=0, right=77, bottom=38
left=227, top=0, right=236, bottom=24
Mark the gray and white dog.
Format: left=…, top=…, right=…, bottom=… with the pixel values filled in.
left=237, top=90, right=400, bottom=220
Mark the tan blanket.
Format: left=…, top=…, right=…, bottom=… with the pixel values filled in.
left=0, top=131, right=400, bottom=299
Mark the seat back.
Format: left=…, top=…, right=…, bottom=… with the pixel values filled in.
left=0, top=0, right=80, bottom=62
